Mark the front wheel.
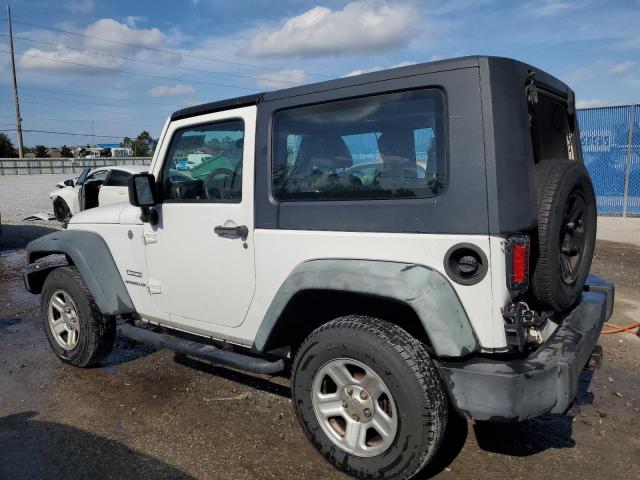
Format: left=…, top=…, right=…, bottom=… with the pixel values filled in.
left=291, top=316, right=447, bottom=479
left=41, top=267, right=115, bottom=367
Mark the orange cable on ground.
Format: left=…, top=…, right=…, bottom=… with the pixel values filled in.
left=601, top=322, right=640, bottom=334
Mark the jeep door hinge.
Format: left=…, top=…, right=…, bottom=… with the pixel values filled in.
left=143, top=231, right=158, bottom=245
left=147, top=280, right=162, bottom=294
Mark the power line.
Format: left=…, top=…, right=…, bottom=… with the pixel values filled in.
left=19, top=99, right=170, bottom=120
left=0, top=113, right=154, bottom=130
left=0, top=33, right=299, bottom=86
left=19, top=92, right=177, bottom=112
left=0, top=49, right=260, bottom=91
left=9, top=86, right=186, bottom=108
left=0, top=127, right=134, bottom=139
left=3, top=17, right=332, bottom=79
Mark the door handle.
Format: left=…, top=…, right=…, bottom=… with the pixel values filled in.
left=214, top=224, right=248, bottom=240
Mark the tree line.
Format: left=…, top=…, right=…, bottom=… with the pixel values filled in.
left=0, top=131, right=154, bottom=158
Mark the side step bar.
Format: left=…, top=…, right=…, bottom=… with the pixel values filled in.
left=117, top=323, right=285, bottom=375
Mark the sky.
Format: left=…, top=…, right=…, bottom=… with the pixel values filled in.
left=0, top=0, right=639, bottom=147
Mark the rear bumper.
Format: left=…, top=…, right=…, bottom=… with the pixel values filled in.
left=438, top=275, right=614, bottom=422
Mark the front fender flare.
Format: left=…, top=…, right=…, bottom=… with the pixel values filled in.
left=254, top=259, right=478, bottom=358
left=25, top=230, right=135, bottom=316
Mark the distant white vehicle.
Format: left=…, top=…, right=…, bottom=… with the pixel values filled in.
left=50, top=165, right=148, bottom=222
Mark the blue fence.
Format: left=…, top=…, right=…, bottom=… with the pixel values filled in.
left=579, top=104, right=639, bottom=217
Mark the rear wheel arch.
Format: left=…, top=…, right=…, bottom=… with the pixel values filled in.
left=254, top=259, right=478, bottom=358
left=261, top=289, right=432, bottom=356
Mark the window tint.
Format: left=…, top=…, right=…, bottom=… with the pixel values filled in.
left=530, top=93, right=571, bottom=161
left=161, top=120, right=244, bottom=202
left=104, top=169, right=131, bottom=187
left=85, top=170, right=108, bottom=183
left=272, top=89, right=446, bottom=201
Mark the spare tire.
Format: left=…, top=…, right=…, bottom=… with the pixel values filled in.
left=530, top=159, right=597, bottom=312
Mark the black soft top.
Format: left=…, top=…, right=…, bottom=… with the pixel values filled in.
left=169, top=56, right=571, bottom=121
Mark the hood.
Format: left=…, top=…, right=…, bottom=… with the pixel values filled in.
left=49, top=186, right=73, bottom=199
left=70, top=203, right=129, bottom=224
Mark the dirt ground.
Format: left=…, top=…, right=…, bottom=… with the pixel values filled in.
left=1, top=225, right=638, bottom=480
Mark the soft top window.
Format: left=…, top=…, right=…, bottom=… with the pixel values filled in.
left=272, top=88, right=446, bottom=201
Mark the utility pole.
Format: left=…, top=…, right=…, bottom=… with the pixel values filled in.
left=7, top=5, right=25, bottom=158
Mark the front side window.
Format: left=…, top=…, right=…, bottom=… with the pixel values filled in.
left=272, top=89, right=446, bottom=201
left=85, top=170, right=108, bottom=184
left=162, top=119, right=245, bottom=202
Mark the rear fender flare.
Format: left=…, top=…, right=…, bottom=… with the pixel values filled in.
left=254, top=259, right=478, bottom=358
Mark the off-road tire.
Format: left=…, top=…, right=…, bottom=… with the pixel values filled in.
left=530, top=159, right=597, bottom=312
left=53, top=197, right=71, bottom=223
left=291, top=316, right=447, bottom=480
left=41, top=266, right=116, bottom=367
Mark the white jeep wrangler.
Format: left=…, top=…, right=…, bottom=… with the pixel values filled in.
left=24, top=56, right=613, bottom=479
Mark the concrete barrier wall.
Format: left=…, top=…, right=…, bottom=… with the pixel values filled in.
left=0, top=157, right=153, bottom=175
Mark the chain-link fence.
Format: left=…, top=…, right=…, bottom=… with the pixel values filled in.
left=0, top=157, right=152, bottom=175
left=578, top=104, right=639, bottom=217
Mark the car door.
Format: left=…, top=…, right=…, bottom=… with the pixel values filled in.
left=143, top=106, right=256, bottom=329
left=99, top=169, right=131, bottom=206
left=78, top=168, right=108, bottom=211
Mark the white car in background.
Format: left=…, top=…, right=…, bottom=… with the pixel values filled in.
left=50, top=165, right=148, bottom=223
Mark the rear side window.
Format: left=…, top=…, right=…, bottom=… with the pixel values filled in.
left=104, top=169, right=131, bottom=187
left=530, top=93, right=572, bottom=161
left=272, top=89, right=446, bottom=201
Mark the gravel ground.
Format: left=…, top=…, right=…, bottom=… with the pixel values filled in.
left=0, top=174, right=69, bottom=223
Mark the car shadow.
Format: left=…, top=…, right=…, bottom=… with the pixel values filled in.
left=0, top=411, right=196, bottom=480
left=99, top=336, right=158, bottom=368
left=416, top=366, right=596, bottom=477
left=472, top=367, right=596, bottom=456
left=415, top=407, right=469, bottom=479
left=174, top=353, right=292, bottom=399
left=0, top=223, right=59, bottom=250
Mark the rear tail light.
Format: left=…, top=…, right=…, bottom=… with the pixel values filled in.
left=506, top=235, right=530, bottom=293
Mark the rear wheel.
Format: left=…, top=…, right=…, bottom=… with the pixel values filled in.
left=292, top=316, right=447, bottom=479
left=42, top=267, right=115, bottom=367
left=530, top=159, right=597, bottom=312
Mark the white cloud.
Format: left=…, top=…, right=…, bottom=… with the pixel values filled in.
left=608, top=61, right=636, bottom=76
left=256, top=69, right=307, bottom=88
left=576, top=99, right=610, bottom=109
left=84, top=19, right=165, bottom=51
left=124, top=16, right=148, bottom=29
left=19, top=47, right=123, bottom=72
left=525, top=0, right=580, bottom=17
left=149, top=84, right=196, bottom=97
left=344, top=60, right=417, bottom=77
left=246, top=1, right=421, bottom=58
left=66, top=0, right=94, bottom=15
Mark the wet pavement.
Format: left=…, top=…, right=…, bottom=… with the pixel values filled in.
left=1, top=225, right=639, bottom=479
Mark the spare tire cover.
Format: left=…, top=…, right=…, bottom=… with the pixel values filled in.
left=530, top=159, right=597, bottom=312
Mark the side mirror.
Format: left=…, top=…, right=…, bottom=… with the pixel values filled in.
left=128, top=173, right=157, bottom=224
left=64, top=179, right=74, bottom=187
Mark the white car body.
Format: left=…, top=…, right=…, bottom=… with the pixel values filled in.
left=50, top=165, right=147, bottom=219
